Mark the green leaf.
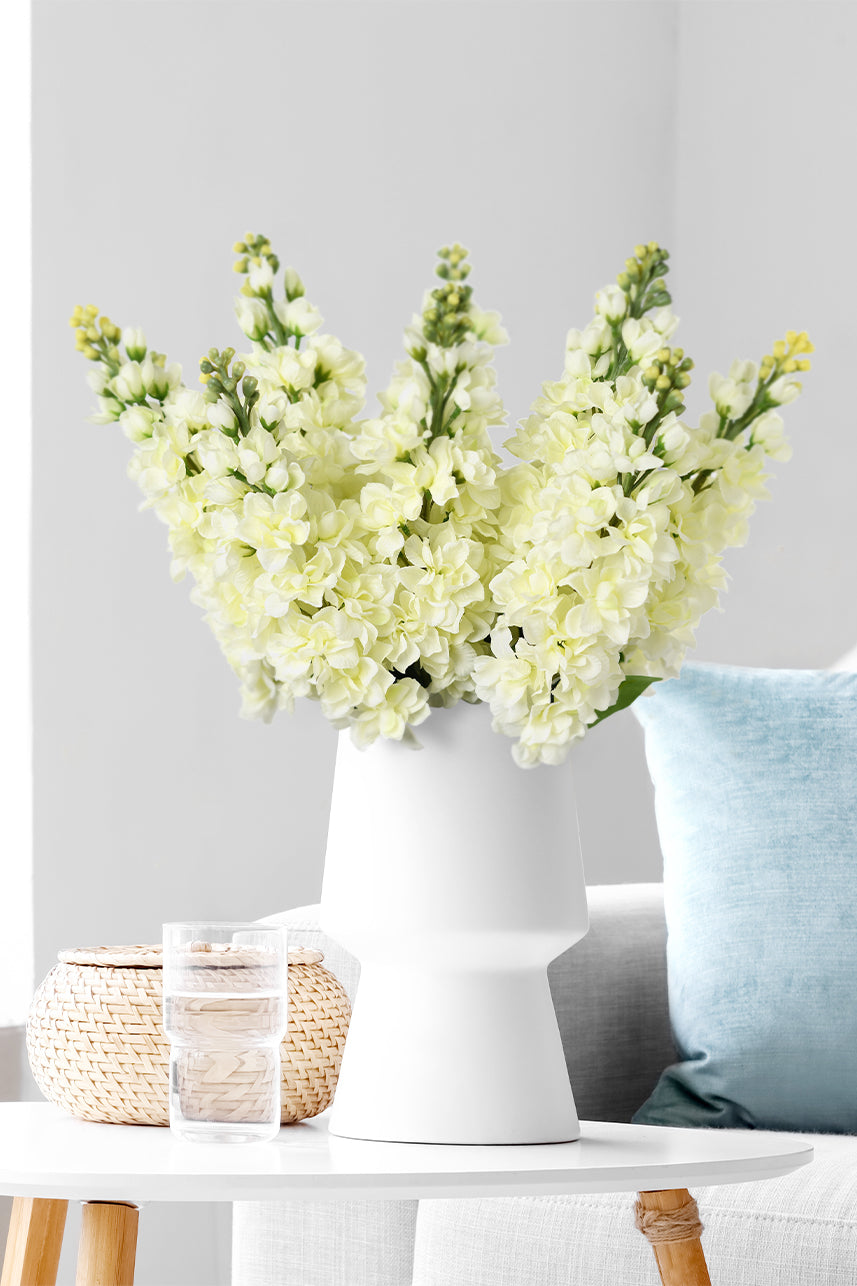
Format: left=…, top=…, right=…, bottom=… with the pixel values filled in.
left=590, top=675, right=662, bottom=728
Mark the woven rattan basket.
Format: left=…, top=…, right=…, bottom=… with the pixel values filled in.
left=26, top=944, right=351, bottom=1126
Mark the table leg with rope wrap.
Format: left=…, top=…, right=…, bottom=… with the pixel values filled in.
left=636, top=1189, right=711, bottom=1285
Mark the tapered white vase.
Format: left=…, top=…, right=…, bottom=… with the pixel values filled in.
left=320, top=699, right=588, bottom=1144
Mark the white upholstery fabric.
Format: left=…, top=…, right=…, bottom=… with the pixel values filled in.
left=232, top=1200, right=418, bottom=1286
left=410, top=1134, right=857, bottom=1286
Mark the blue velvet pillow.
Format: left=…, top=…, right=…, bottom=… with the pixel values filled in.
left=633, top=662, right=857, bottom=1133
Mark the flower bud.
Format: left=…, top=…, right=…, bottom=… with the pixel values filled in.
left=235, top=296, right=269, bottom=341
left=284, top=266, right=305, bottom=300
left=709, top=371, right=754, bottom=420
left=114, top=361, right=145, bottom=403
left=247, top=261, right=274, bottom=294
left=595, top=284, right=627, bottom=324
left=751, top=410, right=791, bottom=460
left=142, top=357, right=170, bottom=400
left=208, top=401, right=238, bottom=432
left=123, top=327, right=147, bottom=362
left=119, top=405, right=158, bottom=443
left=767, top=375, right=801, bottom=406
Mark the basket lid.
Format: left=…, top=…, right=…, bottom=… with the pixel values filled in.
left=57, top=945, right=325, bottom=968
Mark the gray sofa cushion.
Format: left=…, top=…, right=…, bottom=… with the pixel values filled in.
left=410, top=1132, right=856, bottom=1285
left=549, top=882, right=673, bottom=1122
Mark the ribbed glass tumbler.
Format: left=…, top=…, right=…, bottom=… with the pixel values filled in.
left=162, top=922, right=288, bottom=1144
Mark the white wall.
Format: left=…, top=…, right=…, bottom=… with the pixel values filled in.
left=674, top=1, right=857, bottom=669
left=28, top=3, right=856, bottom=1282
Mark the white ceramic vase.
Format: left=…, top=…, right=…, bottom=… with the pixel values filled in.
left=320, top=699, right=589, bottom=1144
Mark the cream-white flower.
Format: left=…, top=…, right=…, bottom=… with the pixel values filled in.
left=709, top=368, right=756, bottom=420
left=750, top=410, right=791, bottom=461
left=235, top=296, right=270, bottom=341
left=248, top=261, right=275, bottom=293
left=274, top=297, right=323, bottom=337
left=75, top=237, right=806, bottom=764
left=595, top=284, right=628, bottom=324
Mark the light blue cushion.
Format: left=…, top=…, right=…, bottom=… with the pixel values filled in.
left=632, top=662, right=857, bottom=1133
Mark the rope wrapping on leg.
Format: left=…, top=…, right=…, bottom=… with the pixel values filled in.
left=634, top=1194, right=703, bottom=1244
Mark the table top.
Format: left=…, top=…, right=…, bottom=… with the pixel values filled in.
left=0, top=1103, right=812, bottom=1204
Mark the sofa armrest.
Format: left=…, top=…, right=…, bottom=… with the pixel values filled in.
left=550, top=883, right=673, bottom=1122
left=260, top=905, right=362, bottom=999
left=265, top=882, right=673, bottom=1125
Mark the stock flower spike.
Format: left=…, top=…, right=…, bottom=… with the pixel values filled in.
left=71, top=239, right=811, bottom=765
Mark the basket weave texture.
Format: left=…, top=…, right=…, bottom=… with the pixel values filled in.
left=26, top=945, right=351, bottom=1127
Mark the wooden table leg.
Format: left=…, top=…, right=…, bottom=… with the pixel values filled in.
left=76, top=1203, right=139, bottom=1286
left=636, top=1188, right=712, bottom=1286
left=1, top=1197, right=68, bottom=1286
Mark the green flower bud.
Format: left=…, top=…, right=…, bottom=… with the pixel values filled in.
left=123, top=327, right=147, bottom=363
left=284, top=266, right=305, bottom=300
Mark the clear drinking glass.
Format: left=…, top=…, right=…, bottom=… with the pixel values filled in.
left=162, top=922, right=288, bottom=1143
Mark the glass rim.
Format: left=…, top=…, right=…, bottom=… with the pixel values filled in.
left=161, top=921, right=285, bottom=931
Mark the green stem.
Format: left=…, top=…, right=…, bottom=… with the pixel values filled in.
left=262, top=291, right=289, bottom=347
left=229, top=468, right=275, bottom=496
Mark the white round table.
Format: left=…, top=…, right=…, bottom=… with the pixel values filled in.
left=0, top=1102, right=812, bottom=1285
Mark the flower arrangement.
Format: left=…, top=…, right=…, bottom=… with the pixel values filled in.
left=72, top=238, right=810, bottom=765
